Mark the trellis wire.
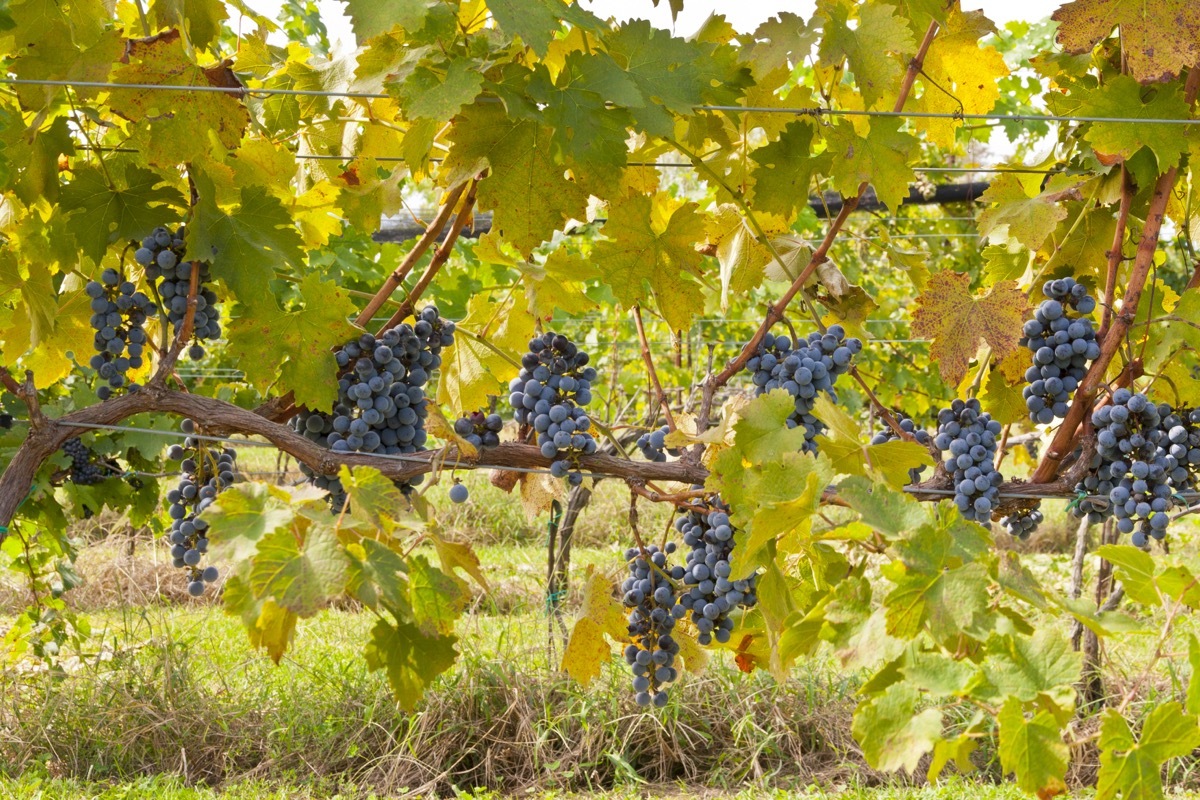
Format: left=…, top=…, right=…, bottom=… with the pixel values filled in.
left=6, top=78, right=1197, bottom=127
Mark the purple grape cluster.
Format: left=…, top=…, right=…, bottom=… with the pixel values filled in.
left=509, top=332, right=598, bottom=486
left=636, top=424, right=681, bottom=462
left=135, top=225, right=221, bottom=361
left=621, top=543, right=681, bottom=708
left=164, top=419, right=235, bottom=596
left=85, top=268, right=157, bottom=400
left=746, top=324, right=863, bottom=453
left=934, top=398, right=1003, bottom=523
left=673, top=498, right=757, bottom=646
left=1021, top=278, right=1099, bottom=424
left=453, top=410, right=503, bottom=448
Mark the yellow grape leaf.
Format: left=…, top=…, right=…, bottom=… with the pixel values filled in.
left=1052, top=0, right=1200, bottom=85
left=824, top=118, right=918, bottom=215
left=108, top=30, right=249, bottom=166
left=562, top=566, right=626, bottom=685
left=705, top=204, right=785, bottom=311
left=519, top=471, right=560, bottom=520
left=436, top=290, right=533, bottom=414
left=817, top=1, right=916, bottom=109
left=913, top=9, right=1008, bottom=147
left=976, top=173, right=1072, bottom=251
left=519, top=245, right=600, bottom=319
left=911, top=271, right=1029, bottom=386
left=430, top=532, right=489, bottom=591
left=592, top=192, right=707, bottom=331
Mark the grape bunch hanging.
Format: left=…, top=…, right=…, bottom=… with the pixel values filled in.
left=135, top=225, right=222, bottom=360
left=934, top=398, right=1003, bottom=524
left=621, top=543, right=681, bottom=708
left=164, top=419, right=236, bottom=596
left=85, top=268, right=157, bottom=399
left=453, top=411, right=504, bottom=449
left=291, top=305, right=455, bottom=507
left=509, top=332, right=598, bottom=485
left=746, top=324, right=862, bottom=453
left=1021, top=278, right=1099, bottom=424
left=674, top=498, right=758, bottom=646
left=62, top=437, right=106, bottom=485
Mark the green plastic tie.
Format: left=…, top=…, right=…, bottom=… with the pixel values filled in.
left=1064, top=490, right=1089, bottom=515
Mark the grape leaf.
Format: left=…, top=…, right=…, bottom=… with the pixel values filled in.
left=818, top=1, right=916, bottom=108
left=1073, top=75, right=1191, bottom=170
left=979, top=174, right=1075, bottom=252
left=153, top=0, right=228, bottom=49
left=337, top=465, right=411, bottom=538
left=1052, top=0, right=1200, bottom=84
left=980, top=365, right=1028, bottom=425
left=718, top=389, right=810, bottom=466
left=997, top=697, right=1069, bottom=797
left=836, top=475, right=934, bottom=538
left=187, top=174, right=306, bottom=309
left=430, top=533, right=488, bottom=592
left=811, top=396, right=934, bottom=489
left=1094, top=544, right=1160, bottom=606
left=885, top=560, right=990, bottom=642
left=911, top=271, right=1029, bottom=386
left=436, top=289, right=533, bottom=414
left=852, top=683, right=942, bottom=773
left=248, top=524, right=350, bottom=617
left=824, top=119, right=918, bottom=214
left=225, top=273, right=359, bottom=411
left=977, top=629, right=1082, bottom=710
left=1097, top=703, right=1200, bottom=800
left=521, top=246, right=600, bottom=318
left=59, top=164, right=184, bottom=265
left=1188, top=635, right=1200, bottom=716
left=345, top=538, right=412, bottom=612
left=202, top=482, right=301, bottom=563
left=562, top=566, right=626, bottom=686
left=747, top=13, right=822, bottom=77
left=344, top=0, right=430, bottom=41
left=408, top=554, right=467, bottom=636
left=704, top=205, right=785, bottom=311
left=442, top=102, right=588, bottom=256
left=364, top=617, right=458, bottom=711
left=223, top=575, right=299, bottom=665
left=108, top=30, right=249, bottom=165
left=486, top=0, right=562, bottom=55
left=912, top=9, right=1008, bottom=147
left=388, top=56, right=485, bottom=121
left=9, top=23, right=122, bottom=111
left=591, top=192, right=707, bottom=331
left=749, top=121, right=829, bottom=220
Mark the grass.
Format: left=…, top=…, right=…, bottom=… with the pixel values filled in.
left=4, top=479, right=1200, bottom=797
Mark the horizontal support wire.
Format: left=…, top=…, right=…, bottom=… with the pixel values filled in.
left=56, top=420, right=1200, bottom=506
left=5, top=78, right=1197, bottom=127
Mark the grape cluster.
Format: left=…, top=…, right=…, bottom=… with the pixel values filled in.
left=85, top=268, right=157, bottom=400
left=453, top=411, right=503, bottom=449
left=1021, top=278, right=1099, bottom=424
left=509, top=332, right=598, bottom=486
left=135, top=225, right=221, bottom=361
left=746, top=325, right=863, bottom=453
left=291, top=306, right=455, bottom=507
left=0, top=413, right=14, bottom=429
left=62, top=437, right=106, bottom=485
left=1160, top=407, right=1200, bottom=492
left=869, top=413, right=933, bottom=484
left=934, top=399, right=1004, bottom=523
left=1001, top=507, right=1043, bottom=540
left=621, top=543, right=680, bottom=708
left=673, top=499, right=757, bottom=646
left=636, top=424, right=681, bottom=462
left=164, top=420, right=235, bottom=596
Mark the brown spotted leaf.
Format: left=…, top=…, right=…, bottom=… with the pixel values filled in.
left=1052, top=0, right=1200, bottom=84
left=911, top=271, right=1029, bottom=385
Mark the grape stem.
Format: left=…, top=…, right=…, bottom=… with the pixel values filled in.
left=693, top=19, right=940, bottom=434
left=631, top=305, right=676, bottom=433
left=380, top=175, right=482, bottom=333
left=1098, top=166, right=1133, bottom=340
left=0, top=368, right=45, bottom=430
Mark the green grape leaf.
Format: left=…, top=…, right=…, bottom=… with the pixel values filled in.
left=225, top=273, right=360, bottom=411
left=58, top=165, right=185, bottom=265
left=901, top=645, right=980, bottom=698
left=721, top=389, right=811, bottom=465
left=980, top=364, right=1028, bottom=425
left=108, top=30, right=249, bottom=165
left=1189, top=635, right=1200, bottom=716
left=1097, top=703, right=1200, bottom=800
left=1094, top=544, right=1160, bottom=606
left=9, top=23, right=122, bottom=111
left=364, top=617, right=458, bottom=711
left=837, top=475, right=934, bottom=539
left=747, top=12, right=822, bottom=77
left=824, top=118, right=918, bottom=214
left=337, top=465, right=413, bottom=538
left=344, top=0, right=429, bottom=41
left=202, top=481, right=304, bottom=563
left=977, top=628, right=1082, bottom=711
left=436, top=289, right=534, bottom=415
left=591, top=192, right=707, bottom=331
left=852, top=683, right=942, bottom=773
left=248, top=524, right=350, bottom=617
left=519, top=245, right=600, bottom=318
left=749, top=121, right=829, bottom=219
left=818, top=1, right=916, bottom=108
left=812, top=395, right=934, bottom=488
left=223, top=576, right=298, bottom=664
left=1074, top=75, right=1191, bottom=169
left=911, top=270, right=1029, bottom=386
left=977, top=173, right=1072, bottom=251
left=885, top=560, right=989, bottom=641
left=345, top=538, right=411, bottom=612
left=486, top=0, right=562, bottom=55
left=442, top=102, right=588, bottom=256
left=408, top=554, right=467, bottom=636
left=1052, top=0, right=1200, bottom=84
left=997, top=697, right=1069, bottom=797
left=1044, top=202, right=1117, bottom=283
left=562, top=567, right=627, bottom=686
left=187, top=174, right=306, bottom=309
left=153, top=0, right=229, bottom=49
left=389, top=56, right=485, bottom=121
left=982, top=242, right=1031, bottom=285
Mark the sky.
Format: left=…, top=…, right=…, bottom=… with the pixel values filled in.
left=241, top=0, right=1058, bottom=51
